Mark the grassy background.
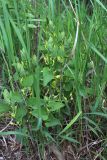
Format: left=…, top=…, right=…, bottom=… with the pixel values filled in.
left=0, top=0, right=107, bottom=159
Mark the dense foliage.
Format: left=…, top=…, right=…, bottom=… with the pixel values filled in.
left=0, top=0, right=107, bottom=159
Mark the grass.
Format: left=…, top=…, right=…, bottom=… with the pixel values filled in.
left=0, top=0, right=107, bottom=159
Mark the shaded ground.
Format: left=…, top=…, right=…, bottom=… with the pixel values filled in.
left=0, top=119, right=75, bottom=160
left=0, top=116, right=104, bottom=160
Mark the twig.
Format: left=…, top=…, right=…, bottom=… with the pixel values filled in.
left=77, top=139, right=103, bottom=156
left=62, top=0, right=80, bottom=73
left=0, top=118, right=13, bottom=132
left=69, top=20, right=79, bottom=59
left=68, top=0, right=79, bottom=59
left=2, top=136, right=8, bottom=151
left=50, top=144, right=65, bottom=160
left=68, top=0, right=78, bottom=20
left=94, top=147, right=104, bottom=160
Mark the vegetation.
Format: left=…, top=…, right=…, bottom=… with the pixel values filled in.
left=0, top=0, right=107, bottom=159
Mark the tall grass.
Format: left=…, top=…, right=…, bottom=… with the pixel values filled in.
left=0, top=0, right=107, bottom=159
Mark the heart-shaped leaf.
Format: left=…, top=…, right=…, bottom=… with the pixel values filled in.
left=48, top=100, right=64, bottom=111
left=15, top=107, right=27, bottom=122
left=45, top=116, right=61, bottom=127
left=32, top=108, right=48, bottom=121
left=27, top=97, right=44, bottom=109
left=3, top=89, right=10, bottom=104
left=0, top=102, right=11, bottom=113
left=10, top=92, right=23, bottom=103
left=21, top=75, right=34, bottom=87
left=43, top=67, right=53, bottom=86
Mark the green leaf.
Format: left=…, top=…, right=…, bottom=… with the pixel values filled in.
left=43, top=67, right=53, bottom=86
left=42, top=130, right=55, bottom=142
left=31, top=108, right=48, bottom=121
left=10, top=92, right=23, bottom=103
left=27, top=24, right=36, bottom=28
left=59, top=111, right=82, bottom=135
left=15, top=107, right=27, bottom=122
left=83, top=117, right=96, bottom=125
left=96, top=0, right=107, bottom=12
left=88, top=125, right=99, bottom=137
left=3, top=89, right=10, bottom=104
left=0, top=131, right=29, bottom=137
left=15, top=62, right=25, bottom=75
left=21, top=75, right=34, bottom=87
left=9, top=16, right=30, bottom=65
left=45, top=116, right=61, bottom=127
left=85, top=112, right=107, bottom=118
left=83, top=116, right=102, bottom=134
left=60, top=135, right=80, bottom=144
left=90, top=44, right=107, bottom=64
left=0, top=102, right=11, bottom=113
left=27, top=97, right=44, bottom=109
left=48, top=100, right=64, bottom=111
left=79, top=87, right=87, bottom=98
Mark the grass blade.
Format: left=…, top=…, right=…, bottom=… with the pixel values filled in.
left=90, top=43, right=107, bottom=63
left=59, top=111, right=82, bottom=135
left=96, top=0, right=107, bottom=12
